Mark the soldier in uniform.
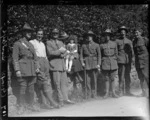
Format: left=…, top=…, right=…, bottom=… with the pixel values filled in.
left=116, top=26, right=135, bottom=96
left=30, top=28, right=60, bottom=109
left=12, top=23, right=40, bottom=114
left=80, top=30, right=101, bottom=99
left=133, top=28, right=149, bottom=97
left=46, top=28, right=74, bottom=107
left=100, top=29, right=119, bottom=98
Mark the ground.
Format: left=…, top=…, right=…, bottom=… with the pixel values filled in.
left=10, top=88, right=149, bottom=120
left=8, top=66, right=149, bottom=119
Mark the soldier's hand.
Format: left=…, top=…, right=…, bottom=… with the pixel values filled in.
left=16, top=71, right=22, bottom=77
left=97, top=65, right=101, bottom=72
left=59, top=47, right=66, bottom=53
left=36, top=68, right=40, bottom=73
left=82, top=63, right=85, bottom=67
left=66, top=50, right=70, bottom=54
left=97, top=65, right=100, bottom=68
left=132, top=58, right=135, bottom=65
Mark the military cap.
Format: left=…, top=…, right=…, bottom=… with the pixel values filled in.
left=87, top=30, right=95, bottom=36
left=52, top=28, right=59, bottom=33
left=103, top=29, right=112, bottom=35
left=84, top=30, right=96, bottom=38
left=22, top=23, right=34, bottom=32
left=133, top=28, right=143, bottom=34
left=118, top=26, right=128, bottom=33
left=58, top=31, right=69, bottom=40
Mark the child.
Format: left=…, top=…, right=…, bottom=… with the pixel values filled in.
left=66, top=35, right=79, bottom=72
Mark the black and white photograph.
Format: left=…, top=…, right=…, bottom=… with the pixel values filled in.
left=1, top=3, right=149, bottom=120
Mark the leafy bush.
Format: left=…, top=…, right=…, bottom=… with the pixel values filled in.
left=7, top=5, right=148, bottom=57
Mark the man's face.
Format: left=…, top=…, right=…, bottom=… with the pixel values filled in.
left=120, top=30, right=126, bottom=37
left=37, top=30, right=43, bottom=41
left=53, top=33, right=59, bottom=39
left=134, top=30, right=141, bottom=38
left=87, top=36, right=93, bottom=43
left=105, top=34, right=110, bottom=42
left=26, top=32, right=32, bottom=39
left=70, top=39, right=74, bottom=44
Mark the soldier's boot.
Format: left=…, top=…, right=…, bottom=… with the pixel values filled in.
left=119, top=84, right=124, bottom=97
left=17, top=94, right=26, bottom=115
left=142, top=89, right=147, bottom=97
left=125, top=84, right=134, bottom=96
left=137, top=80, right=147, bottom=97
left=28, top=92, right=40, bottom=112
left=103, top=81, right=109, bottom=99
left=109, top=91, right=113, bottom=97
left=43, top=91, right=60, bottom=109
left=112, top=81, right=120, bottom=98
left=92, top=90, right=96, bottom=98
left=137, top=88, right=147, bottom=97
left=59, top=101, right=64, bottom=107
left=119, top=89, right=123, bottom=97
left=87, top=90, right=92, bottom=99
left=94, top=90, right=98, bottom=99
left=40, top=103, right=54, bottom=109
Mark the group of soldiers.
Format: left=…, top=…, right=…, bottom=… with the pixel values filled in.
left=8, top=22, right=149, bottom=115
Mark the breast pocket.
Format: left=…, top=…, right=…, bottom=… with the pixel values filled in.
left=103, top=46, right=109, bottom=55
left=109, top=46, right=116, bottom=56
left=83, top=47, right=90, bottom=56
left=137, top=44, right=145, bottom=52
left=90, top=47, right=96, bottom=53
left=19, top=47, right=29, bottom=56
left=118, top=43, right=124, bottom=50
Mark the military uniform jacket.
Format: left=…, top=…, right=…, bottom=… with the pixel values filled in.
left=46, top=39, right=66, bottom=71
left=100, top=40, right=118, bottom=70
left=80, top=41, right=101, bottom=70
left=133, top=36, right=149, bottom=68
left=12, top=37, right=39, bottom=77
left=116, top=37, right=134, bottom=64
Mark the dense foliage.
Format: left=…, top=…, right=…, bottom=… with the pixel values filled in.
left=7, top=5, right=148, bottom=55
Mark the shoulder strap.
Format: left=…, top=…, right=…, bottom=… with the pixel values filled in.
left=20, top=40, right=35, bottom=55
left=86, top=44, right=92, bottom=54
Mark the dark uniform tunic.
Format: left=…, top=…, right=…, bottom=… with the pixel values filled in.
left=133, top=36, right=149, bottom=86
left=80, top=42, right=101, bottom=70
left=80, top=41, right=101, bottom=98
left=12, top=37, right=39, bottom=86
left=12, top=37, right=40, bottom=107
left=100, top=40, right=118, bottom=81
left=116, top=37, right=134, bottom=93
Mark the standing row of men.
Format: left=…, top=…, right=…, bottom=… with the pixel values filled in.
left=80, top=26, right=149, bottom=99
left=11, top=23, right=149, bottom=114
left=12, top=24, right=75, bottom=114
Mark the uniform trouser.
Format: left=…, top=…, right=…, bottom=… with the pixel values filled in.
left=86, top=69, right=97, bottom=98
left=17, top=76, right=36, bottom=106
left=136, top=66, right=149, bottom=89
left=102, top=70, right=117, bottom=92
left=118, top=63, right=131, bottom=93
left=35, top=82, right=53, bottom=105
left=102, top=70, right=117, bottom=81
left=35, top=57, right=51, bottom=105
left=52, top=71, right=69, bottom=102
